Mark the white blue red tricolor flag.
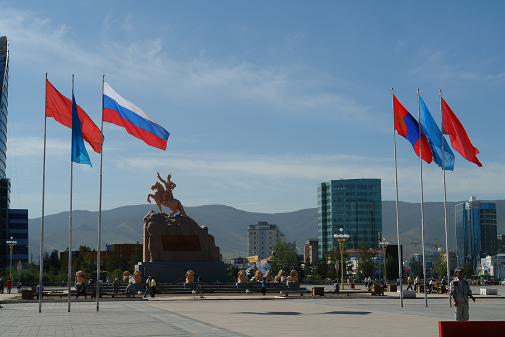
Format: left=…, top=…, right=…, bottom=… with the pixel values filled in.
left=103, top=82, right=170, bottom=150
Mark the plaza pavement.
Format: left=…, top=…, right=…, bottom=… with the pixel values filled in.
left=1, top=295, right=504, bottom=337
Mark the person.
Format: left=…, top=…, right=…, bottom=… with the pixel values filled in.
left=112, top=278, right=119, bottom=298
left=157, top=172, right=176, bottom=202
left=407, top=275, right=414, bottom=291
left=0, top=275, right=4, bottom=294
left=143, top=276, right=152, bottom=298
left=17, top=281, right=22, bottom=291
left=450, top=268, right=475, bottom=322
left=150, top=277, right=157, bottom=297
left=261, top=278, right=267, bottom=296
left=428, top=279, right=434, bottom=294
left=333, top=279, right=340, bottom=295
left=6, top=277, right=12, bottom=294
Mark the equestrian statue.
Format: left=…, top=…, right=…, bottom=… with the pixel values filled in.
left=147, top=172, right=187, bottom=217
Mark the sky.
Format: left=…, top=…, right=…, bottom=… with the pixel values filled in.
left=1, top=0, right=504, bottom=218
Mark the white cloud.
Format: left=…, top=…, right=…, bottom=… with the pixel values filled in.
left=120, top=152, right=505, bottom=202
left=7, top=137, right=68, bottom=157
left=0, top=7, right=372, bottom=124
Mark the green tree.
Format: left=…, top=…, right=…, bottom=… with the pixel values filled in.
left=271, top=242, right=300, bottom=275
left=357, top=247, right=374, bottom=281
left=432, top=251, right=448, bottom=279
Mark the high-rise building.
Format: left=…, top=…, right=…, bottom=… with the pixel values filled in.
left=304, top=239, right=318, bottom=266
left=7, top=209, right=28, bottom=265
left=248, top=221, right=285, bottom=259
left=318, top=179, right=382, bottom=258
left=455, top=196, right=497, bottom=270
left=0, top=36, right=9, bottom=272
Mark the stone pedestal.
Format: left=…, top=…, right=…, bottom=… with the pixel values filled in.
left=135, top=261, right=227, bottom=283
left=138, top=211, right=227, bottom=283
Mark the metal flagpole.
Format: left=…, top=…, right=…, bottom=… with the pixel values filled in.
left=96, top=75, right=105, bottom=311
left=439, top=89, right=452, bottom=307
left=68, top=74, right=75, bottom=312
left=39, top=73, right=48, bottom=313
left=417, top=88, right=428, bottom=307
left=392, top=89, right=403, bottom=307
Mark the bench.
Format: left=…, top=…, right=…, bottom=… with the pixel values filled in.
left=279, top=289, right=309, bottom=297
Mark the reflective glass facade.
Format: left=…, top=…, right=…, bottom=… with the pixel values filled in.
left=0, top=36, right=8, bottom=178
left=455, top=197, right=497, bottom=270
left=7, top=209, right=29, bottom=265
left=0, top=37, right=8, bottom=272
left=318, top=179, right=382, bottom=258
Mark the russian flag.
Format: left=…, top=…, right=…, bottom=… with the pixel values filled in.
left=103, top=82, right=170, bottom=150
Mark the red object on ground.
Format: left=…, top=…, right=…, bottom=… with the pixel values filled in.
left=439, top=321, right=505, bottom=337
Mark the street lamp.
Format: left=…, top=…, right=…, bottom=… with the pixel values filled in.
left=6, top=236, right=17, bottom=279
left=333, top=228, right=350, bottom=288
left=379, top=239, right=389, bottom=283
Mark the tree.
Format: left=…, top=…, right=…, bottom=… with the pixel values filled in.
left=271, top=242, right=300, bottom=275
left=357, top=247, right=375, bottom=281
left=432, top=250, right=448, bottom=279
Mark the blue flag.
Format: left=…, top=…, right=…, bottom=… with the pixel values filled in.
left=71, top=94, right=92, bottom=166
left=419, top=96, right=454, bottom=170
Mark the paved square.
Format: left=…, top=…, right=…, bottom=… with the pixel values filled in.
left=0, top=297, right=504, bottom=337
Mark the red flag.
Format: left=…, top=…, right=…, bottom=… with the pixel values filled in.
left=46, top=80, right=103, bottom=153
left=441, top=98, right=482, bottom=167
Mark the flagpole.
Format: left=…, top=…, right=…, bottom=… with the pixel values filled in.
left=440, top=89, right=451, bottom=307
left=68, top=74, right=74, bottom=313
left=96, top=75, right=105, bottom=311
left=392, top=89, right=403, bottom=307
left=39, top=73, right=48, bottom=313
left=417, top=88, right=428, bottom=307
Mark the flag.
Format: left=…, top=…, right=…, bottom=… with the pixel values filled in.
left=71, top=94, right=91, bottom=166
left=442, top=98, right=482, bottom=167
left=103, top=82, right=170, bottom=150
left=419, top=96, right=455, bottom=170
left=393, top=95, right=433, bottom=163
left=46, top=80, right=103, bottom=153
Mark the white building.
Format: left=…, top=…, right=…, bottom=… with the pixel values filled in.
left=248, top=221, right=286, bottom=259
left=480, top=256, right=493, bottom=275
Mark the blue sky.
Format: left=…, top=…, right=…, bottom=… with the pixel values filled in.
left=1, top=0, right=504, bottom=217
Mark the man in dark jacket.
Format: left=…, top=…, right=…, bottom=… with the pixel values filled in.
left=450, top=268, right=475, bottom=321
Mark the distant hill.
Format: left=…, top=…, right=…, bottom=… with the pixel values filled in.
left=28, top=200, right=504, bottom=260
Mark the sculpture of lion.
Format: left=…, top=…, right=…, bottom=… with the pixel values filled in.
left=274, top=270, right=286, bottom=283
left=265, top=270, right=273, bottom=283
left=185, top=270, right=196, bottom=284
left=75, top=270, right=88, bottom=285
left=237, top=270, right=247, bottom=284
left=133, top=271, right=143, bottom=285
left=287, top=270, right=300, bottom=284
left=254, top=270, right=263, bottom=282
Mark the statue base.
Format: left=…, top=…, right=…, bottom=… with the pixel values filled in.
left=135, top=261, right=227, bottom=283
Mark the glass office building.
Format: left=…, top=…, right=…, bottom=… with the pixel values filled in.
left=7, top=209, right=29, bottom=265
left=455, top=196, right=497, bottom=270
left=318, top=179, right=382, bottom=258
left=0, top=36, right=8, bottom=178
left=0, top=36, right=9, bottom=272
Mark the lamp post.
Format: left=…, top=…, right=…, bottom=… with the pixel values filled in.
left=379, top=239, right=389, bottom=283
left=6, top=236, right=17, bottom=280
left=333, top=228, right=350, bottom=288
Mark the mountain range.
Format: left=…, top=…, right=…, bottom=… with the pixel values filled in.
left=28, top=200, right=505, bottom=260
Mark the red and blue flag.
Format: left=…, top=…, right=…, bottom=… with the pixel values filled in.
left=393, top=95, right=433, bottom=163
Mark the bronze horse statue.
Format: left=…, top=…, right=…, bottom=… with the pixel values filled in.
left=147, top=181, right=187, bottom=217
